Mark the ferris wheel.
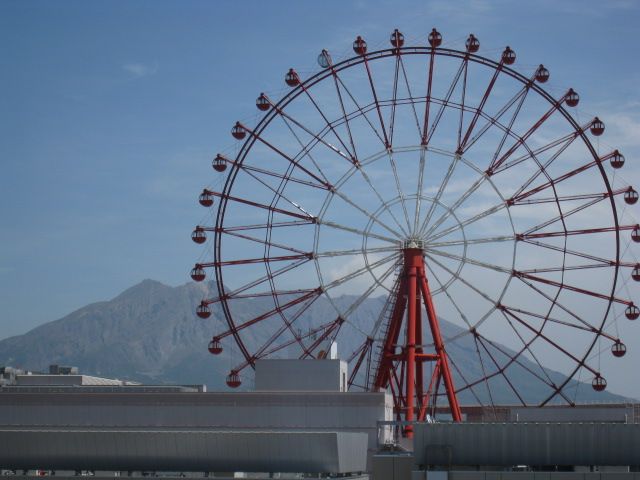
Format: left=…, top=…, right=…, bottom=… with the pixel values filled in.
left=191, top=29, right=638, bottom=427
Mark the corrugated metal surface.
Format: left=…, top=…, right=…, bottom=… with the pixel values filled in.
left=510, top=407, right=634, bottom=423
left=0, top=429, right=367, bottom=473
left=414, top=423, right=640, bottom=466
left=0, top=391, right=393, bottom=451
left=447, top=472, right=640, bottom=480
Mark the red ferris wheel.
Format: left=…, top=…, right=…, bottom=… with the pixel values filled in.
left=191, top=29, right=639, bottom=428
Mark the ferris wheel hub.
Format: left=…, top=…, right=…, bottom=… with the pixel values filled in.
left=403, top=238, right=424, bottom=250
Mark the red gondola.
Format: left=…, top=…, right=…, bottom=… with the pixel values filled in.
left=502, top=46, right=516, bottom=65
left=390, top=29, right=404, bottom=48
left=353, top=36, right=367, bottom=55
left=610, top=150, right=625, bottom=169
left=428, top=28, right=442, bottom=47
left=535, top=64, right=550, bottom=83
left=190, top=265, right=205, bottom=282
left=226, top=371, right=241, bottom=388
left=198, top=190, right=214, bottom=207
left=590, top=117, right=605, bottom=136
left=465, top=34, right=480, bottom=53
left=196, top=302, right=211, bottom=319
left=565, top=89, right=579, bottom=107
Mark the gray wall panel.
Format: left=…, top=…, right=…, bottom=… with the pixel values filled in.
left=0, top=430, right=366, bottom=473
left=415, top=423, right=640, bottom=467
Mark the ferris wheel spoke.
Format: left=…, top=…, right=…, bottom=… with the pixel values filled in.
left=388, top=55, right=401, bottom=146
left=424, top=252, right=499, bottom=306
left=262, top=260, right=315, bottom=358
left=427, top=234, right=515, bottom=248
left=215, top=288, right=322, bottom=341
left=238, top=162, right=327, bottom=191
left=386, top=152, right=413, bottom=233
left=418, top=153, right=461, bottom=237
left=462, top=83, right=531, bottom=155
left=217, top=257, right=312, bottom=299
left=236, top=315, right=336, bottom=372
left=472, top=333, right=498, bottom=409
left=476, top=329, right=574, bottom=405
left=332, top=189, right=405, bottom=240
left=276, top=113, right=333, bottom=185
left=446, top=351, right=485, bottom=405
left=521, top=196, right=610, bottom=237
left=273, top=101, right=356, bottom=166
left=200, top=253, right=312, bottom=269
left=397, top=55, right=424, bottom=138
left=494, top=129, right=580, bottom=179
left=333, top=75, right=387, bottom=149
left=487, top=92, right=573, bottom=175
left=356, top=164, right=411, bottom=237
left=322, top=251, right=400, bottom=292
left=219, top=220, right=314, bottom=233
left=520, top=224, right=638, bottom=240
left=485, top=87, right=531, bottom=173
left=501, top=304, right=617, bottom=342
left=424, top=261, right=474, bottom=330
left=221, top=229, right=309, bottom=255
left=420, top=46, right=437, bottom=146
left=263, top=282, right=322, bottom=359
left=508, top=156, right=606, bottom=205
left=512, top=275, right=608, bottom=336
left=360, top=55, right=390, bottom=148
left=522, top=237, right=634, bottom=269
left=456, top=60, right=469, bottom=147
left=301, top=316, right=345, bottom=359
left=520, top=262, right=626, bottom=274
left=497, top=309, right=567, bottom=394
left=421, top=173, right=489, bottom=239
left=426, top=201, right=507, bottom=244
left=296, top=81, right=358, bottom=160
left=514, top=271, right=632, bottom=307
left=216, top=191, right=315, bottom=222
left=425, top=248, right=511, bottom=275
left=457, top=57, right=505, bottom=153
left=500, top=306, right=600, bottom=377
left=413, top=147, right=428, bottom=234
left=511, top=188, right=627, bottom=206
left=328, top=67, right=359, bottom=160
left=240, top=123, right=332, bottom=189
left=341, top=261, right=398, bottom=326
left=204, top=288, right=318, bottom=305
left=427, top=57, right=467, bottom=145
left=475, top=333, right=526, bottom=407
left=319, top=219, right=399, bottom=244
left=240, top=167, right=321, bottom=219
left=316, top=245, right=397, bottom=258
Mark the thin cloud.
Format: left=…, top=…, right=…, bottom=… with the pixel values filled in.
left=122, top=62, right=158, bottom=78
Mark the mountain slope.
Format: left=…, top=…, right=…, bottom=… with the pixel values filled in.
left=0, top=279, right=632, bottom=403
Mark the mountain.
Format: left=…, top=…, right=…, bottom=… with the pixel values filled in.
left=0, top=279, right=633, bottom=404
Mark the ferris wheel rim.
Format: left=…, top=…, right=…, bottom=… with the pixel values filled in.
left=203, top=38, right=628, bottom=405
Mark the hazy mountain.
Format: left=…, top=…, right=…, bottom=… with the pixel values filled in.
left=0, top=279, right=633, bottom=404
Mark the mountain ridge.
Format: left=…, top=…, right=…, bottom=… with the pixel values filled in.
left=0, top=278, right=634, bottom=404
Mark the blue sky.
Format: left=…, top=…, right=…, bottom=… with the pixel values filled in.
left=1, top=0, right=639, bottom=395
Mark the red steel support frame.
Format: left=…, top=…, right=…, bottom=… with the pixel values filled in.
left=374, top=246, right=463, bottom=436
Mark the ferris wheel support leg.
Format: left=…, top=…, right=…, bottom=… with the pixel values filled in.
left=418, top=271, right=463, bottom=422
left=415, top=292, right=425, bottom=417
left=405, top=264, right=418, bottom=438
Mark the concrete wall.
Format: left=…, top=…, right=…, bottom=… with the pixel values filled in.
left=0, top=391, right=392, bottom=452
left=414, top=423, right=640, bottom=467
left=254, top=359, right=347, bottom=392
left=0, top=429, right=368, bottom=474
